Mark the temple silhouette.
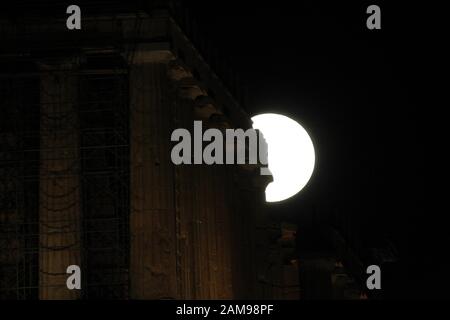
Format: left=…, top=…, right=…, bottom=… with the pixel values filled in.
left=0, top=1, right=295, bottom=299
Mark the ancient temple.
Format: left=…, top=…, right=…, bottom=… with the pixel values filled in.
left=0, top=1, right=287, bottom=299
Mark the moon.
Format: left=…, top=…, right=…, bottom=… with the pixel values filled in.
left=252, top=113, right=315, bottom=203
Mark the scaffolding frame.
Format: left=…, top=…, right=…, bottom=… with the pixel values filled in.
left=78, top=66, right=130, bottom=299
left=0, top=57, right=130, bottom=299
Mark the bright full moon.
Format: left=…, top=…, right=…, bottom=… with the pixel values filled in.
left=252, top=113, right=315, bottom=203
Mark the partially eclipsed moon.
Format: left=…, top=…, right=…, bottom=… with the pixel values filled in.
left=252, top=113, right=315, bottom=202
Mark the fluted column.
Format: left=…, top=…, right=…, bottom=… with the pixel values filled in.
left=39, top=60, right=81, bottom=300
left=129, top=51, right=178, bottom=299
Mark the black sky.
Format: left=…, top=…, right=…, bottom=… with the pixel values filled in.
left=184, top=0, right=433, bottom=298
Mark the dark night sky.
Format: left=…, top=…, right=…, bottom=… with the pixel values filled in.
left=185, top=1, right=421, bottom=231
left=184, top=0, right=435, bottom=297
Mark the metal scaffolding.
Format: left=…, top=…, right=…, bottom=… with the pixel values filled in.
left=0, top=58, right=130, bottom=299
left=78, top=65, right=130, bottom=299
